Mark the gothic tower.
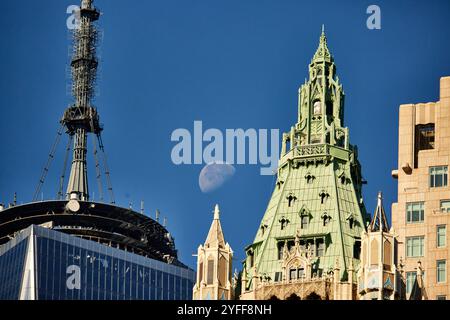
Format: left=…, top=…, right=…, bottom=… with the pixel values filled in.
left=240, top=27, right=370, bottom=300
left=358, top=192, right=399, bottom=300
left=193, top=205, right=234, bottom=300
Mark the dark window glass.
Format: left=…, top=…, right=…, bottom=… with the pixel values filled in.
left=414, top=124, right=435, bottom=167
left=353, top=241, right=361, bottom=259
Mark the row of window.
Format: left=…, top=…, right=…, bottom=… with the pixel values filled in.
left=406, top=227, right=447, bottom=258
left=405, top=260, right=447, bottom=295
left=276, top=238, right=325, bottom=260
left=406, top=200, right=450, bottom=223
left=36, top=237, right=193, bottom=300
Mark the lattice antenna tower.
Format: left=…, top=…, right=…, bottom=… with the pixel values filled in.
left=33, top=0, right=114, bottom=204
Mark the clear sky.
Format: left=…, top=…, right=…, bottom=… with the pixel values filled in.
left=1, top=0, right=450, bottom=270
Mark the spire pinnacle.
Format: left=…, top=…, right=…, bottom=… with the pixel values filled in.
left=369, top=191, right=390, bottom=232
left=205, top=204, right=225, bottom=248
left=214, top=204, right=220, bottom=220
left=312, top=25, right=332, bottom=63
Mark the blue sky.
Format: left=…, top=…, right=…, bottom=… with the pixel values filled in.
left=1, top=0, right=450, bottom=270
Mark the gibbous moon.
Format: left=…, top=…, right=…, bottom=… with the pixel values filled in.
left=199, top=162, right=236, bottom=193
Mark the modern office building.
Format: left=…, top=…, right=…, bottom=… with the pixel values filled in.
left=391, top=76, right=450, bottom=300
left=0, top=0, right=195, bottom=300
left=0, top=225, right=195, bottom=300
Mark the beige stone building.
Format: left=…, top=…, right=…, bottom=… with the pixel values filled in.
left=392, top=76, right=450, bottom=300
left=193, top=204, right=234, bottom=300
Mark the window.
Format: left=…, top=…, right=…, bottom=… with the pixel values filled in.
left=305, top=174, right=315, bottom=184
left=289, top=269, right=297, bottom=280
left=279, top=217, right=289, bottom=230
left=326, top=101, right=333, bottom=116
left=274, top=272, right=282, bottom=282
left=348, top=218, right=354, bottom=229
left=353, top=241, right=361, bottom=259
left=260, top=224, right=267, bottom=236
left=306, top=240, right=315, bottom=257
left=437, top=295, right=446, bottom=300
left=316, top=239, right=325, bottom=257
left=313, top=101, right=322, bottom=115
left=414, top=124, right=435, bottom=167
left=406, top=272, right=416, bottom=294
left=441, top=200, right=450, bottom=213
left=319, top=191, right=329, bottom=204
left=383, top=239, right=392, bottom=271
left=301, top=215, right=309, bottom=229
left=430, top=166, right=448, bottom=188
left=323, top=215, right=330, bottom=226
left=437, top=225, right=446, bottom=248
left=406, top=236, right=424, bottom=257
left=248, top=251, right=254, bottom=268
left=287, top=194, right=296, bottom=207
left=406, top=202, right=424, bottom=223
left=207, top=259, right=214, bottom=285
left=287, top=240, right=295, bottom=253
left=437, top=260, right=446, bottom=283
left=289, top=268, right=304, bottom=280
left=277, top=242, right=284, bottom=260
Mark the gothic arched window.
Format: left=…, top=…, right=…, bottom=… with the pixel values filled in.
left=279, top=216, right=290, bottom=230
left=305, top=173, right=315, bottom=184
left=319, top=190, right=330, bottom=204
left=322, top=213, right=331, bottom=226
left=313, top=100, right=322, bottom=115
left=287, top=193, right=297, bottom=207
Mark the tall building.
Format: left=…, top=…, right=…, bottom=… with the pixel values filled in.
left=0, top=0, right=195, bottom=299
left=193, top=204, right=234, bottom=300
left=391, top=76, right=450, bottom=300
left=0, top=225, right=195, bottom=300
left=240, top=28, right=370, bottom=300
left=358, top=192, right=400, bottom=300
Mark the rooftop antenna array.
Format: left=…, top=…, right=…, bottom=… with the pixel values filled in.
left=33, top=0, right=114, bottom=204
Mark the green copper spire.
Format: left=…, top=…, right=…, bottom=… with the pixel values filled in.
left=241, top=28, right=369, bottom=298
left=312, top=25, right=333, bottom=63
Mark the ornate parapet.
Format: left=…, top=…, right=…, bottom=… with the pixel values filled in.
left=255, top=277, right=333, bottom=300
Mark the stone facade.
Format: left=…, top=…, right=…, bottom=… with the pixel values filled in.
left=240, top=232, right=356, bottom=300
left=193, top=205, right=234, bottom=300
left=391, top=76, right=450, bottom=300
left=358, top=192, right=400, bottom=300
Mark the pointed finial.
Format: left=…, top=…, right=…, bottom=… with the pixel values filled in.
left=214, top=204, right=220, bottom=220
left=312, top=24, right=331, bottom=62
left=377, top=191, right=382, bottom=207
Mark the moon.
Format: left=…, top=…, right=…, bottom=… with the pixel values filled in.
left=198, top=162, right=236, bottom=193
